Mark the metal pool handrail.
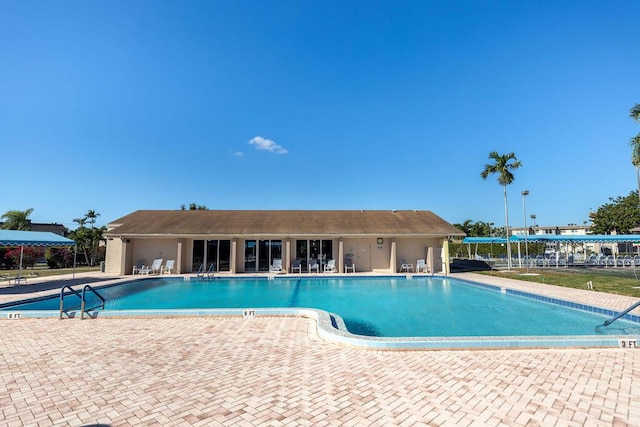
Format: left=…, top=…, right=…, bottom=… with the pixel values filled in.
left=59, top=285, right=82, bottom=319
left=602, top=300, right=640, bottom=327
left=80, top=284, right=105, bottom=320
left=59, top=284, right=105, bottom=320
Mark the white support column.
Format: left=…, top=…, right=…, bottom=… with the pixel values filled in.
left=230, top=239, right=237, bottom=274
left=176, top=239, right=183, bottom=274
left=442, top=239, right=450, bottom=275
left=285, top=239, right=291, bottom=273
left=390, top=240, right=397, bottom=273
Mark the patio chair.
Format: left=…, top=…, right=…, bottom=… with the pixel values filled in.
left=140, top=258, right=163, bottom=275
left=308, top=259, right=320, bottom=273
left=291, top=259, right=302, bottom=273
left=416, top=259, right=428, bottom=273
left=132, top=260, right=145, bottom=275
left=269, top=258, right=284, bottom=274
left=400, top=259, right=413, bottom=273
left=324, top=259, right=337, bottom=273
left=344, top=259, right=356, bottom=273
left=161, top=259, right=175, bottom=274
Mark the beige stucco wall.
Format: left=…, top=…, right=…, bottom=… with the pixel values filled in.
left=104, top=235, right=451, bottom=276
left=105, top=238, right=182, bottom=275
left=395, top=238, right=443, bottom=273
left=104, top=238, right=124, bottom=275
left=131, top=238, right=179, bottom=270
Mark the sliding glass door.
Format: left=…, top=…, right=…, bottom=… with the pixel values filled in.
left=193, top=239, right=231, bottom=272
left=296, top=239, right=333, bottom=271
left=244, top=239, right=282, bottom=272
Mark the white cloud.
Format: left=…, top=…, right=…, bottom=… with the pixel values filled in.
left=249, top=136, right=288, bottom=154
left=233, top=151, right=244, bottom=157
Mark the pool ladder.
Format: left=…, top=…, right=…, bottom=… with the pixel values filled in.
left=59, top=284, right=105, bottom=320
left=602, top=299, right=640, bottom=327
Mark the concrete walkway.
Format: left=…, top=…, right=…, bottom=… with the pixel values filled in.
left=1, top=272, right=639, bottom=426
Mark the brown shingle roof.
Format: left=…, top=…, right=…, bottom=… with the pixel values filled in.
left=106, top=210, right=464, bottom=238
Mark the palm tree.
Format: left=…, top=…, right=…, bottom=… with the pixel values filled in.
left=481, top=152, right=522, bottom=270
left=1, top=208, right=34, bottom=230
left=629, top=103, right=640, bottom=206
left=452, top=219, right=474, bottom=236
left=86, top=210, right=100, bottom=229
left=631, top=103, right=640, bottom=122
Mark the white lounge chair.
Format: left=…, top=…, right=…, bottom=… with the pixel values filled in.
left=324, top=259, right=337, bottom=273
left=269, top=258, right=284, bottom=274
left=140, top=258, right=163, bottom=275
left=416, top=259, right=428, bottom=273
left=291, top=259, right=302, bottom=273
left=400, top=259, right=413, bottom=273
left=161, top=259, right=175, bottom=274
left=308, top=259, right=320, bottom=273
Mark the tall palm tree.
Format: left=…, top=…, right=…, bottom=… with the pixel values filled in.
left=629, top=103, right=640, bottom=206
left=1, top=208, right=34, bottom=230
left=86, top=210, right=100, bottom=229
left=631, top=103, right=640, bottom=122
left=481, top=152, right=522, bottom=270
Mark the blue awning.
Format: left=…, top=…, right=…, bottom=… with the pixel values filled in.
left=0, top=230, right=75, bottom=247
left=513, top=234, right=640, bottom=244
left=462, top=236, right=518, bottom=244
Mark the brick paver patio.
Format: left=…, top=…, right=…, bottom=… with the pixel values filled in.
left=1, top=272, right=640, bottom=426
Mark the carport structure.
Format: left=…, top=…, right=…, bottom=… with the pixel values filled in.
left=463, top=234, right=640, bottom=267
left=461, top=236, right=518, bottom=260
left=520, top=234, right=640, bottom=266
left=0, top=230, right=76, bottom=284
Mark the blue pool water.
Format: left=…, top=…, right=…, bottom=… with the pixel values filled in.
left=4, top=276, right=639, bottom=338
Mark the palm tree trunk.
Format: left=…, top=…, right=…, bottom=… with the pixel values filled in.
left=636, top=166, right=640, bottom=207
left=503, top=184, right=512, bottom=270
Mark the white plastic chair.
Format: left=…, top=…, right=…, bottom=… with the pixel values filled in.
left=308, top=259, right=320, bottom=273
left=291, top=259, right=302, bottom=273
left=269, top=258, right=283, bottom=273
left=140, top=258, right=163, bottom=275
left=400, top=259, right=413, bottom=272
left=161, top=259, right=175, bottom=274
left=416, top=259, right=428, bottom=273
left=132, top=260, right=145, bottom=275
left=344, top=259, right=356, bottom=273
left=324, top=259, right=337, bottom=273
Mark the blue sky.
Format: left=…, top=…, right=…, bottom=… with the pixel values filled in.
left=1, top=1, right=639, bottom=230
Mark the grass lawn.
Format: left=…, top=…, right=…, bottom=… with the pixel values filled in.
left=1, top=266, right=100, bottom=280
left=479, top=267, right=640, bottom=298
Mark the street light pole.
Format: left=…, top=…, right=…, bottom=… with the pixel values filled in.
left=522, top=190, right=530, bottom=273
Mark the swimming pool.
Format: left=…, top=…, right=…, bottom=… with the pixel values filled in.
left=3, top=276, right=640, bottom=349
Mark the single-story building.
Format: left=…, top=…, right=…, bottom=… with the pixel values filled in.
left=104, top=210, right=465, bottom=275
